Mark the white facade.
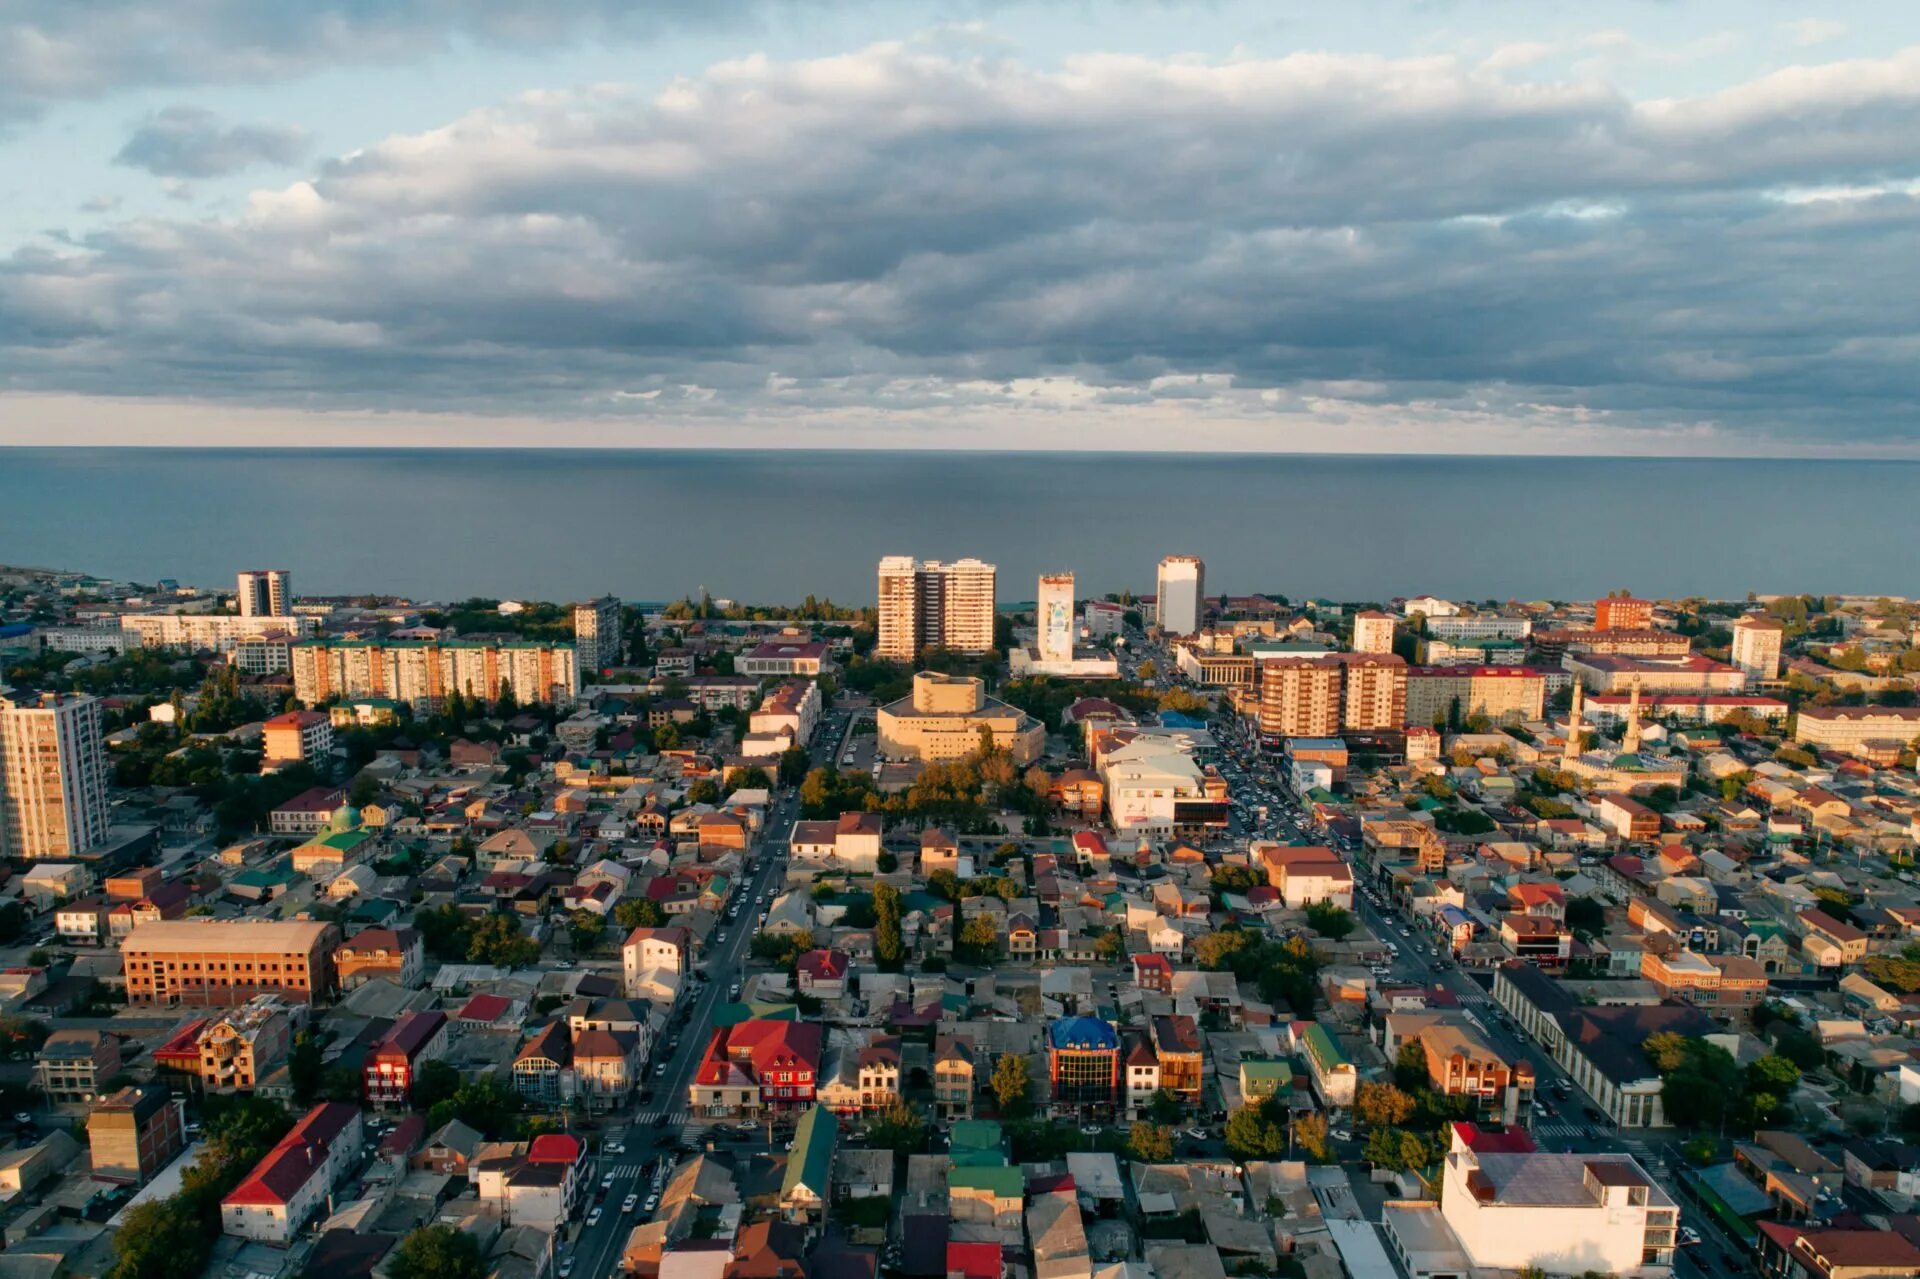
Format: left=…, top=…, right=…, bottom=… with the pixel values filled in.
left=0, top=693, right=110, bottom=862
left=1730, top=617, right=1784, bottom=682
left=877, top=556, right=998, bottom=660
left=1425, top=615, right=1533, bottom=642
left=1084, top=602, right=1127, bottom=640
left=37, top=626, right=134, bottom=656
left=1099, top=734, right=1212, bottom=832
left=236, top=570, right=292, bottom=618
left=1155, top=557, right=1205, bottom=637
left=122, top=612, right=317, bottom=652
left=1427, top=1147, right=1675, bottom=1278
left=1038, top=574, right=1076, bottom=664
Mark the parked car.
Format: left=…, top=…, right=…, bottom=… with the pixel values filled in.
left=622, top=1193, right=639, bottom=1213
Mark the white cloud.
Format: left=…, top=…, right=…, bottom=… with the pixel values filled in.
left=1780, top=19, right=1848, bottom=48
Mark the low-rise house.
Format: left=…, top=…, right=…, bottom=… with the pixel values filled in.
left=334, top=927, right=424, bottom=990
left=220, top=1102, right=365, bottom=1243
left=35, top=1029, right=122, bottom=1104
left=779, top=1105, right=838, bottom=1226
left=365, top=1010, right=449, bottom=1109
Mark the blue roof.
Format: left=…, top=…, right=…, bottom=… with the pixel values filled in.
left=1158, top=710, right=1208, bottom=729
left=1288, top=738, right=1347, bottom=751
left=0, top=623, right=33, bottom=639
left=1049, top=1016, right=1118, bottom=1051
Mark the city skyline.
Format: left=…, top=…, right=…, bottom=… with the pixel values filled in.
left=3, top=2, right=1920, bottom=455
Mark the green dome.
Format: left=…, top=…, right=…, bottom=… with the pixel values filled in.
left=1610, top=752, right=1645, bottom=771
left=328, top=803, right=362, bottom=832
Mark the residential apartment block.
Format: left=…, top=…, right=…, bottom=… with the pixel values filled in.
left=291, top=637, right=580, bottom=711
left=236, top=569, right=292, bottom=618
left=571, top=595, right=622, bottom=674
left=1731, top=615, right=1785, bottom=682
left=1155, top=556, right=1206, bottom=637
left=876, top=556, right=997, bottom=660
left=0, top=691, right=110, bottom=862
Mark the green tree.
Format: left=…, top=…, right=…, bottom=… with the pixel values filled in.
left=1224, top=1106, right=1288, bottom=1159
left=990, top=1053, right=1032, bottom=1117
left=778, top=746, right=812, bottom=786
left=1128, top=1122, right=1175, bottom=1161
left=614, top=898, right=666, bottom=930
left=569, top=908, right=607, bottom=952
left=874, top=882, right=905, bottom=970
left=411, top=1059, right=462, bottom=1111
left=467, top=913, right=540, bottom=967
left=1147, top=1088, right=1185, bottom=1126
left=108, top=1198, right=208, bottom=1279
left=1565, top=896, right=1606, bottom=936
left=287, top=1031, right=324, bottom=1105
left=958, top=915, right=1001, bottom=963
left=388, top=1225, right=485, bottom=1279
left=867, top=1098, right=928, bottom=1154
left=1305, top=902, right=1355, bottom=940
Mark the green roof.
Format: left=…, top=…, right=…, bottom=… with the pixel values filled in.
left=299, top=827, right=374, bottom=854
left=948, top=1165, right=1024, bottom=1198
left=233, top=863, right=298, bottom=889
left=1301, top=1022, right=1349, bottom=1073
left=710, top=1001, right=799, bottom=1028
left=781, top=1105, right=838, bottom=1200
left=1240, top=1060, right=1292, bottom=1084
left=948, top=1120, right=1007, bottom=1167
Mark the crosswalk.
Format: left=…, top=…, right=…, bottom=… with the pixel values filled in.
left=1532, top=1121, right=1597, bottom=1140
left=602, top=1161, right=653, bottom=1179
left=630, top=1106, right=690, bottom=1126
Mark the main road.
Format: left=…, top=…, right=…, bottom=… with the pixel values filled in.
left=566, top=777, right=807, bottom=1279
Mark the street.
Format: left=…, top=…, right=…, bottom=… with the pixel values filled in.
left=562, top=760, right=813, bottom=1277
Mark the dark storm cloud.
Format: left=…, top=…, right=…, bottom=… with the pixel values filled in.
left=4, top=45, right=1920, bottom=443
left=114, top=106, right=309, bottom=178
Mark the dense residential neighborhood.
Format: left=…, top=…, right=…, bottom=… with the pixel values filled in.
left=2, top=562, right=1920, bottom=1279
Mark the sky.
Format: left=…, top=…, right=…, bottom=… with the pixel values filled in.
left=2, top=1, right=1919, bottom=455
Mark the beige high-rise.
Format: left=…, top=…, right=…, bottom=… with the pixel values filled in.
left=572, top=595, right=622, bottom=674
left=1155, top=556, right=1206, bottom=636
left=236, top=570, right=292, bottom=618
left=876, top=557, right=997, bottom=660
left=0, top=691, right=110, bottom=862
left=1730, top=616, right=1784, bottom=682
left=1037, top=573, right=1075, bottom=663
left=1352, top=611, right=1396, bottom=654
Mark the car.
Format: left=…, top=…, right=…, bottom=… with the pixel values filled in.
left=623, top=1193, right=639, bottom=1212
left=715, top=931, right=728, bottom=944
left=559, top=1260, right=575, bottom=1278
left=587, top=1208, right=603, bottom=1227
left=1080, top=1125, right=1102, bottom=1136
left=1184, top=1127, right=1208, bottom=1141
left=1329, top=1128, right=1353, bottom=1142
left=1679, top=1227, right=1702, bottom=1247
left=1535, top=1102, right=1555, bottom=1119
left=601, top=1173, right=616, bottom=1189
left=644, top=1193, right=660, bottom=1213
left=11, top=1112, right=31, bottom=1125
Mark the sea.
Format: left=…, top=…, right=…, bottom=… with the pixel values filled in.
left=2, top=448, right=1916, bottom=606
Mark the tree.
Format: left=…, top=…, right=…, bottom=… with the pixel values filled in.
left=877, top=850, right=898, bottom=873
left=388, top=1225, right=485, bottom=1279
left=990, top=1053, right=1032, bottom=1117
left=958, top=915, right=1001, bottom=963
left=686, top=779, right=721, bottom=805
left=1565, top=896, right=1606, bottom=936
left=108, top=1197, right=209, bottom=1279
left=287, top=1031, right=324, bottom=1105
left=1393, top=1041, right=1429, bottom=1093
left=778, top=746, right=812, bottom=786
left=1290, top=1112, right=1329, bottom=1162
left=874, top=882, right=905, bottom=970
left=1355, top=1082, right=1417, bottom=1129
left=412, top=1058, right=461, bottom=1111
left=1147, top=1088, right=1186, bottom=1126
left=1642, top=1031, right=1689, bottom=1075
left=1746, top=1055, right=1801, bottom=1096
left=614, top=898, right=666, bottom=930
left=867, top=1098, right=928, bottom=1154
left=1128, top=1123, right=1175, bottom=1161
left=569, top=908, right=607, bottom=952
left=467, top=913, right=540, bottom=967
left=1137, top=660, right=1157, bottom=681
left=1225, top=1106, right=1288, bottom=1159
left=1194, top=929, right=1250, bottom=970
left=1305, top=902, right=1355, bottom=940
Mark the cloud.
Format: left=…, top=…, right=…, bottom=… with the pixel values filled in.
left=113, top=106, right=309, bottom=178
left=1780, top=19, right=1848, bottom=48
left=5, top=42, right=1920, bottom=449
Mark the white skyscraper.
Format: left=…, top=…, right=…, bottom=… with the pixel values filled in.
left=0, top=691, right=110, bottom=861
left=1155, top=556, right=1206, bottom=637
left=877, top=557, right=998, bottom=660
left=236, top=569, right=292, bottom=618
left=1037, top=573, right=1075, bottom=664
left=572, top=595, right=622, bottom=675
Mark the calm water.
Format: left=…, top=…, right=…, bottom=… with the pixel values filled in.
left=2, top=449, right=1916, bottom=604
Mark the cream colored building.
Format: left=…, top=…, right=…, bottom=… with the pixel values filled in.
left=0, top=692, right=110, bottom=862
left=572, top=595, right=621, bottom=675
left=236, top=570, right=292, bottom=618
left=875, top=557, right=998, bottom=660
left=876, top=672, right=1043, bottom=764
left=1155, top=556, right=1206, bottom=637
left=1037, top=573, right=1076, bottom=664
left=1730, top=616, right=1784, bottom=682
left=121, top=612, right=317, bottom=652
left=1794, top=705, right=1920, bottom=758
left=1405, top=667, right=1547, bottom=728
left=1351, top=611, right=1395, bottom=654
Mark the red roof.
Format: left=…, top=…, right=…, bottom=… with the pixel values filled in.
left=697, top=1020, right=823, bottom=1086
left=1072, top=831, right=1109, bottom=857
left=795, top=949, right=849, bottom=980
left=1133, top=954, right=1172, bottom=976
left=154, top=1017, right=210, bottom=1067
left=1450, top=1122, right=1536, bottom=1154
left=528, top=1133, right=585, bottom=1165
left=459, top=993, right=513, bottom=1023
left=946, top=1242, right=1002, bottom=1279
left=223, top=1103, right=360, bottom=1207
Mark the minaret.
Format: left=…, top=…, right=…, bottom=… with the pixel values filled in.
left=1623, top=675, right=1644, bottom=755
left=1563, top=680, right=1585, bottom=766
